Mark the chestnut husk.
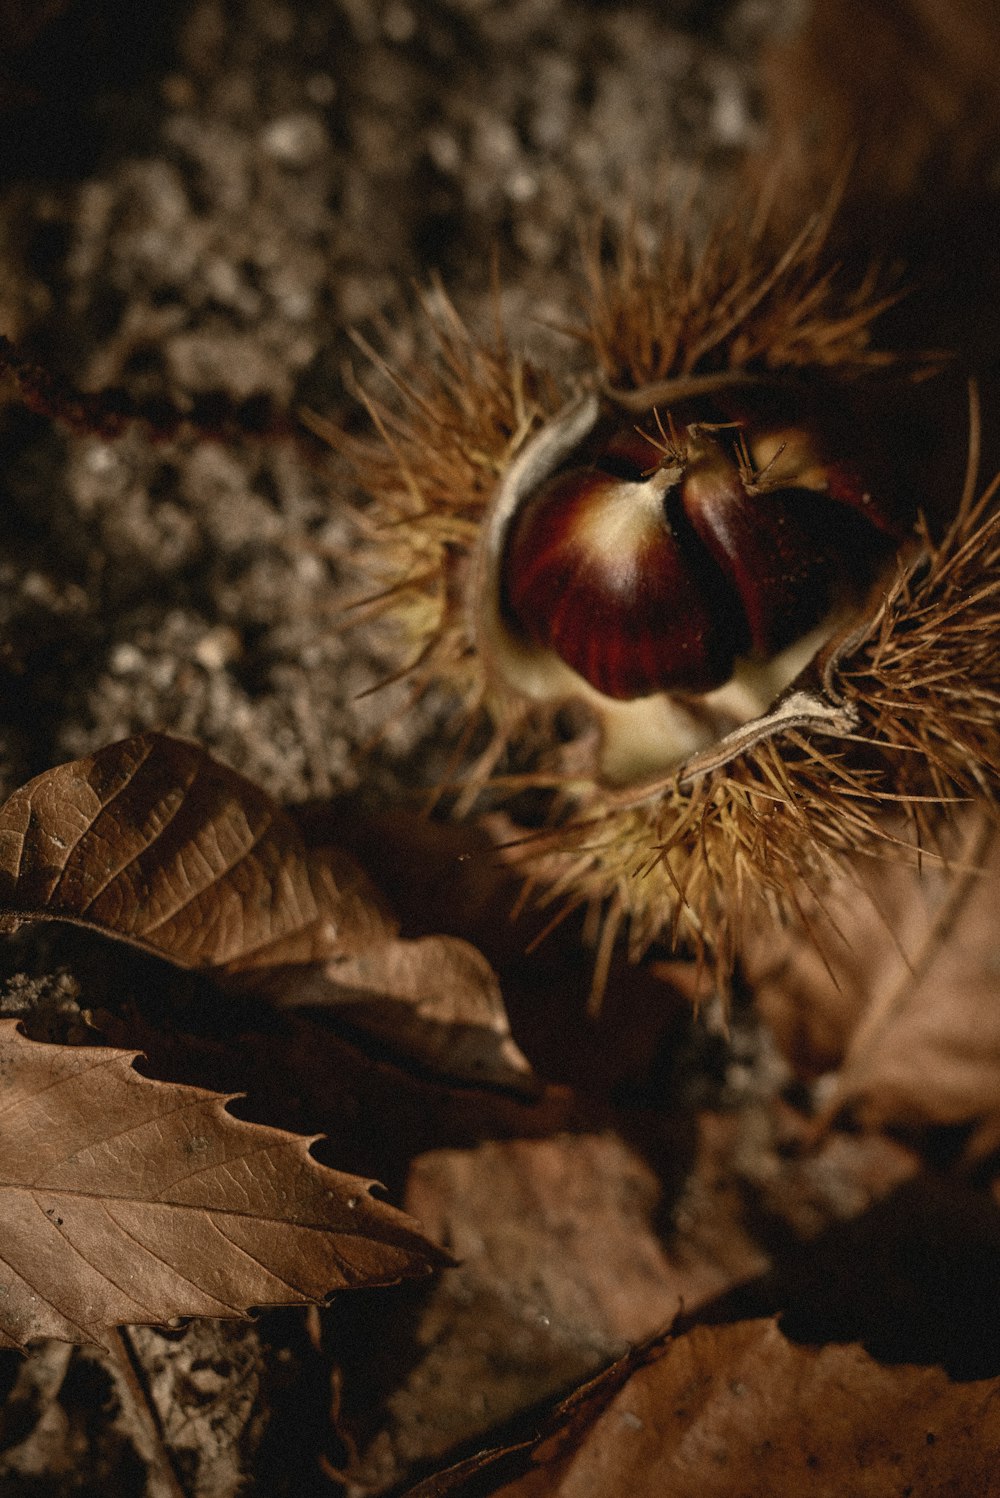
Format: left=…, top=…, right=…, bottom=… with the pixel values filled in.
left=330, top=209, right=992, bottom=975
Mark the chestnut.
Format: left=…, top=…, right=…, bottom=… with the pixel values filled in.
left=500, top=398, right=904, bottom=702
left=503, top=461, right=744, bottom=699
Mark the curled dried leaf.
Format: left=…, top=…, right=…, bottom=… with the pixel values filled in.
left=0, top=732, right=532, bottom=1090
left=272, top=933, right=536, bottom=1092
left=747, top=814, right=1000, bottom=1137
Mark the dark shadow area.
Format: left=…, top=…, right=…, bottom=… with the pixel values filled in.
left=0, top=0, right=187, bottom=183
left=251, top=1310, right=343, bottom=1498
left=295, top=793, right=697, bottom=1106
left=688, top=1171, right=1000, bottom=1380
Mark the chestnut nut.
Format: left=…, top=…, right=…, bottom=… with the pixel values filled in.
left=501, top=394, right=905, bottom=702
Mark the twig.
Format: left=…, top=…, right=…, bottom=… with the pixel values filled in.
left=108, top=1327, right=188, bottom=1498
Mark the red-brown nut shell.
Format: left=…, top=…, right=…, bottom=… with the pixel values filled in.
left=498, top=390, right=908, bottom=702
left=503, top=464, right=744, bottom=699
left=682, top=468, right=894, bottom=659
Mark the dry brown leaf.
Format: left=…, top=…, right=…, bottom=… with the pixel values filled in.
left=408, top=1316, right=1000, bottom=1497
left=329, top=1114, right=917, bottom=1493
left=279, top=935, right=535, bottom=1091
left=745, top=815, right=1000, bottom=1134
left=0, top=1020, right=443, bottom=1350
left=0, top=731, right=390, bottom=971
left=333, top=1131, right=711, bottom=1494
left=0, top=733, right=532, bottom=1089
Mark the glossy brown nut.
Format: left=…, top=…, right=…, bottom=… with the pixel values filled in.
left=682, top=462, right=895, bottom=658
left=501, top=399, right=907, bottom=703
left=503, top=463, right=744, bottom=699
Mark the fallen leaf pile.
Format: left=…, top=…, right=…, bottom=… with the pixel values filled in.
left=3, top=0, right=1000, bottom=1490
left=0, top=730, right=555, bottom=1350
left=2, top=731, right=1000, bottom=1494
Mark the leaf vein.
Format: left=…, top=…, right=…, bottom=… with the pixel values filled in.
left=73, top=752, right=203, bottom=917
left=203, top=1214, right=307, bottom=1297
left=0, top=1180, right=369, bottom=1235
left=101, top=1202, right=244, bottom=1315
left=32, top=1090, right=214, bottom=1184
left=29, top=1190, right=159, bottom=1321
left=49, top=735, right=160, bottom=904
left=136, top=806, right=277, bottom=940
left=0, top=1050, right=121, bottom=1121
